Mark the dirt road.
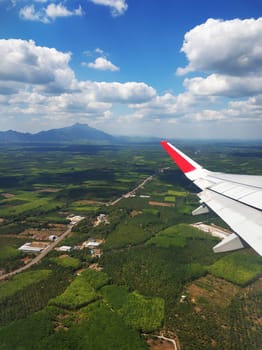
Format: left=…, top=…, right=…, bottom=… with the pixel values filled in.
left=144, top=333, right=178, bottom=350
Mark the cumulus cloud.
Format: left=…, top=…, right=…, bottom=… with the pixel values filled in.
left=0, top=79, right=156, bottom=133
left=0, top=39, right=155, bottom=103
left=86, top=57, right=120, bottom=71
left=227, top=95, right=262, bottom=120
left=80, top=81, right=156, bottom=103
left=184, top=74, right=262, bottom=98
left=190, top=110, right=226, bottom=122
left=45, top=3, right=83, bottom=20
left=90, top=0, right=128, bottom=16
left=0, top=39, right=75, bottom=91
left=128, top=91, right=217, bottom=121
left=0, top=39, right=157, bottom=132
left=177, top=18, right=262, bottom=76
left=128, top=93, right=178, bottom=118
left=180, top=93, right=262, bottom=125
left=95, top=48, right=105, bottom=55
left=19, top=3, right=83, bottom=23
left=19, top=5, right=42, bottom=22
left=1, top=27, right=261, bottom=138
left=175, top=16, right=262, bottom=111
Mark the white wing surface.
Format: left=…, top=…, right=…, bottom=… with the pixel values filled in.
left=161, top=141, right=262, bottom=256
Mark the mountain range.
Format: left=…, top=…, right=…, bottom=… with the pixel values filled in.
left=0, top=123, right=162, bottom=144
left=0, top=123, right=115, bottom=144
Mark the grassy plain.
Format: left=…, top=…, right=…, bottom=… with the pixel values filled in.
left=0, top=141, right=262, bottom=349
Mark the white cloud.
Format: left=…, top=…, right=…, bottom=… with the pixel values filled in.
left=183, top=95, right=262, bottom=124
left=0, top=39, right=155, bottom=103
left=19, top=2, right=83, bottom=23
left=0, top=31, right=261, bottom=139
left=79, top=81, right=156, bottom=103
left=184, top=74, right=262, bottom=98
left=45, top=3, right=83, bottom=20
left=90, top=0, right=128, bottom=16
left=190, top=110, right=225, bottom=122
left=227, top=95, right=262, bottom=120
left=95, top=48, right=105, bottom=55
left=174, top=15, right=262, bottom=122
left=128, top=91, right=216, bottom=121
left=19, top=4, right=43, bottom=22
left=86, top=57, right=120, bottom=71
left=0, top=39, right=157, bottom=132
left=96, top=81, right=155, bottom=103
left=177, top=18, right=262, bottom=76
left=128, top=93, right=178, bottom=118
left=0, top=78, right=157, bottom=132
left=0, top=39, right=75, bottom=91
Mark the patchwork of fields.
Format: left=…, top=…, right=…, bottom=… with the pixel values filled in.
left=0, top=142, right=262, bottom=349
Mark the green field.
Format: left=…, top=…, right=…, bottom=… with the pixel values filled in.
left=208, top=251, right=262, bottom=285
left=50, top=256, right=81, bottom=269
left=103, top=218, right=153, bottom=250
left=101, top=285, right=164, bottom=332
left=0, top=270, right=52, bottom=302
left=0, top=245, right=22, bottom=261
left=147, top=223, right=218, bottom=248
left=119, top=291, right=164, bottom=332
left=0, top=142, right=261, bottom=349
left=50, top=269, right=110, bottom=309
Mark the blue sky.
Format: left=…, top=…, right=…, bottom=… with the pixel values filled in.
left=0, top=0, right=262, bottom=139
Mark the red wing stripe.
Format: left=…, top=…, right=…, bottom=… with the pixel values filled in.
left=161, top=141, right=197, bottom=173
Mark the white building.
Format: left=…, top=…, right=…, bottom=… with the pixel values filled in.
left=56, top=245, right=72, bottom=252
left=67, top=215, right=85, bottom=225
left=49, top=235, right=58, bottom=241
left=18, top=243, right=44, bottom=253
left=82, top=240, right=102, bottom=249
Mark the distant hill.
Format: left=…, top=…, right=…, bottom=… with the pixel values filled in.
left=0, top=130, right=33, bottom=143
left=0, top=123, right=164, bottom=144
left=0, top=123, right=115, bottom=144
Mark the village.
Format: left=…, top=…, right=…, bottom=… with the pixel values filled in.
left=17, top=213, right=108, bottom=263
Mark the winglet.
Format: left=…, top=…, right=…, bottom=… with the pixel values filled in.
left=160, top=141, right=202, bottom=174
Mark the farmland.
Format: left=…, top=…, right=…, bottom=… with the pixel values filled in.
left=0, top=141, right=261, bottom=349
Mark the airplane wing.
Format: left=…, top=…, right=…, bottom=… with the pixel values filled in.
left=161, top=141, right=262, bottom=256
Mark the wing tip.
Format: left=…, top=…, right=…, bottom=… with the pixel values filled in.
left=160, top=140, right=197, bottom=174
left=160, top=140, right=168, bottom=146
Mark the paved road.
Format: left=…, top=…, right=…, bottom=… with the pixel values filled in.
left=0, top=175, right=154, bottom=280
left=0, top=226, right=72, bottom=281
left=0, top=174, right=180, bottom=348
left=110, top=175, right=154, bottom=206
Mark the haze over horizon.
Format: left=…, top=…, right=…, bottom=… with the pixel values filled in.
left=1, top=0, right=262, bottom=139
